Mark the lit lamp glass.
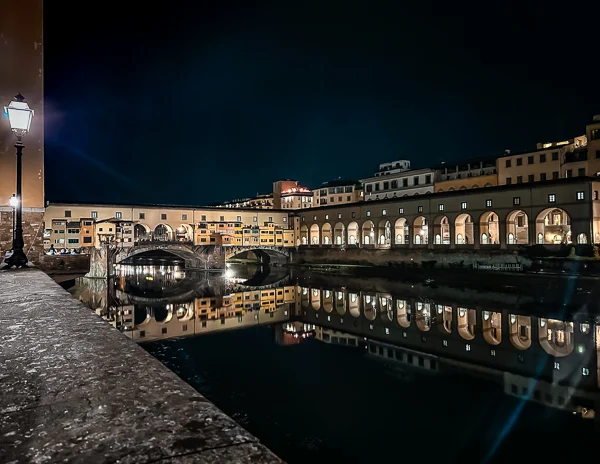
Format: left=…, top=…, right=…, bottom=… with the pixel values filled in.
left=5, top=97, right=34, bottom=133
left=9, top=194, right=18, bottom=208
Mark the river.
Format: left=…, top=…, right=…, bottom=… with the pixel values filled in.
left=68, top=260, right=599, bottom=463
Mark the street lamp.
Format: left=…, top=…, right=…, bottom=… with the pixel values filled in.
left=3, top=94, right=34, bottom=269
left=9, top=194, right=18, bottom=245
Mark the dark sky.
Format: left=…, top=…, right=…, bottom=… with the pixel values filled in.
left=44, top=1, right=600, bottom=205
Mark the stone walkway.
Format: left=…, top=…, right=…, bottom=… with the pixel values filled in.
left=0, top=269, right=282, bottom=463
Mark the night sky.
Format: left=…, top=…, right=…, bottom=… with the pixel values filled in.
left=44, top=1, right=600, bottom=206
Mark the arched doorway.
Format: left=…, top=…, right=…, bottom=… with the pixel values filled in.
left=300, top=225, right=308, bottom=245
left=348, top=292, right=360, bottom=317
left=577, top=233, right=588, bottom=244
left=334, top=222, right=345, bottom=245
left=479, top=211, right=499, bottom=245
left=433, top=215, right=450, bottom=245
left=364, top=294, right=376, bottom=320
left=134, top=224, right=151, bottom=242
left=335, top=291, right=346, bottom=315
left=153, top=224, right=173, bottom=241
left=322, top=223, right=332, bottom=245
left=322, top=290, right=333, bottom=312
left=455, top=214, right=473, bottom=244
left=509, top=314, right=531, bottom=350
left=379, top=295, right=393, bottom=322
left=311, top=288, right=321, bottom=310
left=457, top=307, right=476, bottom=340
left=310, top=224, right=320, bottom=245
left=506, top=210, right=529, bottom=245
left=539, top=319, right=574, bottom=357
left=394, top=218, right=408, bottom=245
left=482, top=311, right=502, bottom=345
left=415, top=301, right=431, bottom=331
left=436, top=305, right=452, bottom=334
left=536, top=208, right=571, bottom=244
left=413, top=216, right=428, bottom=244
left=377, top=220, right=392, bottom=247
left=347, top=222, right=359, bottom=245
left=396, top=299, right=410, bottom=328
left=362, top=221, right=375, bottom=245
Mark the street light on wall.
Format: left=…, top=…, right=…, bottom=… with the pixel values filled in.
left=3, top=94, right=34, bottom=269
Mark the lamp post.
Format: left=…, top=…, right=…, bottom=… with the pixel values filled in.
left=9, top=194, right=18, bottom=245
left=3, top=94, right=34, bottom=269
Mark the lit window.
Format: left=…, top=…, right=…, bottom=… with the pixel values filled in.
left=490, top=349, right=496, bottom=357
left=486, top=199, right=492, bottom=208
left=182, top=214, right=187, bottom=221
left=366, top=211, right=371, bottom=217
left=237, top=216, right=241, bottom=222
left=583, top=367, right=590, bottom=376
left=91, top=211, right=98, bottom=219
left=382, top=209, right=387, bottom=216
left=465, top=344, right=471, bottom=352
left=253, top=216, right=258, bottom=222
left=461, top=202, right=467, bottom=210
left=398, top=208, right=404, bottom=214
left=513, top=197, right=520, bottom=205
left=115, top=212, right=122, bottom=219
left=418, top=206, right=423, bottom=213
left=438, top=204, right=444, bottom=211
left=313, top=215, right=317, bottom=221
left=325, top=214, right=329, bottom=220
left=553, top=361, right=560, bottom=370
left=385, top=328, right=390, bottom=335
left=338, top=213, right=342, bottom=219
left=576, top=191, right=584, bottom=200
left=548, top=194, right=556, bottom=203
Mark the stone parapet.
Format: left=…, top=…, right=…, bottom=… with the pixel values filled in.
left=0, top=269, right=282, bottom=463
left=0, top=210, right=45, bottom=264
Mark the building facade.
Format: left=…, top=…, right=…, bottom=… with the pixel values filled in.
left=297, top=177, right=600, bottom=247
left=434, top=157, right=498, bottom=192
left=313, top=179, right=362, bottom=207
left=362, top=166, right=435, bottom=201
left=0, top=0, right=45, bottom=261
left=43, top=203, right=293, bottom=250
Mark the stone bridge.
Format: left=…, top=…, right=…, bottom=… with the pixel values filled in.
left=224, top=246, right=292, bottom=265
left=87, top=242, right=292, bottom=278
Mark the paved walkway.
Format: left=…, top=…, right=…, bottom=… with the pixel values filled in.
left=0, top=269, right=282, bottom=463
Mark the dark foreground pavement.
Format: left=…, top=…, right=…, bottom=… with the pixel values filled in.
left=0, top=269, right=282, bottom=463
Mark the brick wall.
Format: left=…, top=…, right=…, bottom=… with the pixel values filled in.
left=0, top=211, right=45, bottom=264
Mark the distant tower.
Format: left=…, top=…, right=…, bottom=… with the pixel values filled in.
left=272, top=179, right=299, bottom=209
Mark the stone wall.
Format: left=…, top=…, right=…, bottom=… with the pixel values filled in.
left=38, top=254, right=90, bottom=273
left=0, top=210, right=45, bottom=264
left=293, top=246, right=532, bottom=268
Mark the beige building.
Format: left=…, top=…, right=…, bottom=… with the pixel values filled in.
left=495, top=128, right=594, bottom=187
left=434, top=157, right=497, bottom=192
left=361, top=160, right=435, bottom=200
left=44, top=203, right=294, bottom=250
left=313, top=179, right=362, bottom=207
left=273, top=179, right=313, bottom=210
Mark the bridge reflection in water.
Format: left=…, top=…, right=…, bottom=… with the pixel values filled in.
left=70, top=263, right=600, bottom=422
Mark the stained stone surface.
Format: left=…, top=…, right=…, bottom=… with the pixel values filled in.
left=0, top=269, right=283, bottom=463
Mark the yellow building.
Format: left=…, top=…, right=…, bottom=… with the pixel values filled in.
left=313, top=179, right=363, bottom=206
left=434, top=158, right=497, bottom=192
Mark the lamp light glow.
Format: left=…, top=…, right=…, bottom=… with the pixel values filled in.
left=9, top=194, right=18, bottom=209
left=5, top=94, right=34, bottom=133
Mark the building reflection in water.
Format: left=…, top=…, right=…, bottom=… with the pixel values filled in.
left=71, top=263, right=600, bottom=421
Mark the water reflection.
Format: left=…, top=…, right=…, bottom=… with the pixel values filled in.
left=70, top=262, right=600, bottom=422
